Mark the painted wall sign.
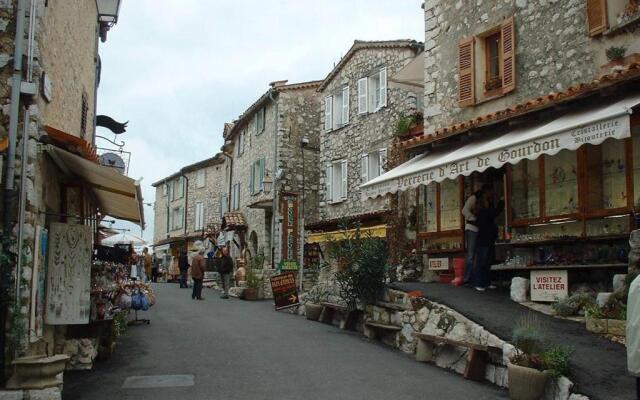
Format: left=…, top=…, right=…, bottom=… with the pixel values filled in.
left=279, top=259, right=299, bottom=271
left=270, top=271, right=299, bottom=310
left=428, top=257, right=449, bottom=271
left=362, top=112, right=632, bottom=199
left=45, top=223, right=92, bottom=325
left=530, top=270, right=568, bottom=302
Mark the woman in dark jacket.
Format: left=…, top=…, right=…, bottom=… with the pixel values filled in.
left=473, top=196, right=504, bottom=291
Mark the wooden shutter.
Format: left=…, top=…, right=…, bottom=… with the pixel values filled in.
left=361, top=154, right=369, bottom=184
left=587, top=0, right=608, bottom=37
left=358, top=78, right=368, bottom=114
left=249, top=162, right=255, bottom=194
left=501, top=16, right=516, bottom=94
left=324, top=96, right=333, bottom=131
left=326, top=164, right=333, bottom=203
left=378, top=148, right=387, bottom=175
left=259, top=158, right=265, bottom=191
left=342, top=86, right=350, bottom=125
left=379, top=68, right=387, bottom=107
left=341, top=160, right=348, bottom=200
left=457, top=37, right=475, bottom=107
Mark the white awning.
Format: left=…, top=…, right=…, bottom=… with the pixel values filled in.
left=362, top=94, right=640, bottom=199
left=389, top=52, right=424, bottom=88
left=46, top=146, right=145, bottom=226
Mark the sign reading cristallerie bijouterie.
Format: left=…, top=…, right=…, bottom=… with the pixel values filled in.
left=270, top=271, right=300, bottom=310
left=361, top=111, right=633, bottom=199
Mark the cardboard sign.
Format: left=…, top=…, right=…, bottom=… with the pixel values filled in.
left=530, top=270, right=568, bottom=302
left=428, top=257, right=449, bottom=271
left=279, top=259, right=299, bottom=271
left=270, top=271, right=299, bottom=310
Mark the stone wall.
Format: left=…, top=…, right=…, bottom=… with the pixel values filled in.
left=277, top=86, right=321, bottom=224
left=422, top=0, right=640, bottom=134
left=319, top=46, right=421, bottom=220
left=152, top=185, right=168, bottom=244
left=38, top=0, right=99, bottom=141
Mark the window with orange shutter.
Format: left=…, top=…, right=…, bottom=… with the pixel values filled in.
left=457, top=37, right=475, bottom=107
left=501, top=16, right=516, bottom=94
left=586, top=0, right=608, bottom=36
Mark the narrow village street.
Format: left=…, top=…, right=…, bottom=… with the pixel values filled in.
left=63, top=284, right=507, bottom=400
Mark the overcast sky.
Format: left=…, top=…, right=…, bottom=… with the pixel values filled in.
left=97, top=0, right=424, bottom=242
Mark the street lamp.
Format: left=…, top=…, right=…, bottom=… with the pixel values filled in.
left=96, top=0, right=122, bottom=42
left=262, top=170, right=274, bottom=194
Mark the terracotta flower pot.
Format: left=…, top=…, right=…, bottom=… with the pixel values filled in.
left=243, top=287, right=258, bottom=300
left=7, top=354, right=70, bottom=390
left=305, top=303, right=324, bottom=321
left=508, top=363, right=548, bottom=400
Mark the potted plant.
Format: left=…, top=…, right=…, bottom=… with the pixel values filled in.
left=508, top=316, right=548, bottom=400
left=244, top=269, right=261, bottom=300
left=602, top=46, right=627, bottom=72
left=304, top=283, right=326, bottom=321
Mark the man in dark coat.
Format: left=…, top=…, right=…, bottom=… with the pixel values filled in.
left=218, top=246, right=234, bottom=299
left=178, top=250, right=189, bottom=288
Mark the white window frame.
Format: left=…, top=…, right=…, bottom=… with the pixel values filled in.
left=326, top=160, right=348, bottom=204
left=171, top=177, right=184, bottom=201
left=220, top=194, right=229, bottom=217
left=171, top=206, right=184, bottom=230
left=361, top=66, right=388, bottom=114
left=231, top=183, right=241, bottom=210
left=256, top=107, right=266, bottom=134
left=324, top=96, right=333, bottom=132
left=361, top=148, right=388, bottom=184
left=162, top=183, right=168, bottom=197
left=195, top=202, right=204, bottom=231
left=196, top=170, right=205, bottom=188
left=237, top=130, right=245, bottom=156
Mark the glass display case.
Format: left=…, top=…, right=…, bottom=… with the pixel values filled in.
left=544, top=150, right=578, bottom=216
left=585, top=215, right=630, bottom=237
left=440, top=179, right=461, bottom=231
left=509, top=219, right=582, bottom=243
left=511, top=159, right=540, bottom=220
left=421, top=235, right=464, bottom=252
left=418, top=183, right=437, bottom=233
left=585, top=139, right=627, bottom=210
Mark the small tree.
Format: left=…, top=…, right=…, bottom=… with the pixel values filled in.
left=328, top=221, right=390, bottom=310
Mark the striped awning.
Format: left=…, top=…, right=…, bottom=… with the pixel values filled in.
left=307, top=225, right=387, bottom=244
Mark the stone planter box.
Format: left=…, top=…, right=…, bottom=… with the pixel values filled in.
left=585, top=316, right=626, bottom=336
left=6, top=355, right=69, bottom=390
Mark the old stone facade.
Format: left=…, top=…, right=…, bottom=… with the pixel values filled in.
left=225, top=80, right=321, bottom=265
left=318, top=40, right=422, bottom=221
left=152, top=154, right=228, bottom=247
left=422, top=0, right=640, bottom=133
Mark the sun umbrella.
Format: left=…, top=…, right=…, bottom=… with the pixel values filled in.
left=101, top=231, right=147, bottom=246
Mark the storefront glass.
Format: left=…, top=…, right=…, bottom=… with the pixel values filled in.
left=544, top=149, right=578, bottom=216
left=420, top=183, right=437, bottom=232
left=440, top=179, right=461, bottom=231
left=586, top=139, right=627, bottom=210
left=511, top=159, right=540, bottom=220
left=632, top=129, right=640, bottom=206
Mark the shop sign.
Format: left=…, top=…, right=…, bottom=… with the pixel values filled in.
left=428, top=257, right=449, bottom=271
left=530, top=270, right=568, bottom=302
left=279, top=259, right=299, bottom=271
left=362, top=113, right=631, bottom=199
left=270, top=271, right=299, bottom=310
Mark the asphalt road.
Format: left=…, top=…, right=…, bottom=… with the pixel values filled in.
left=64, top=284, right=507, bottom=400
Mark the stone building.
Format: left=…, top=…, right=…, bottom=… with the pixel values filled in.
left=308, top=40, right=422, bottom=242
left=0, top=0, right=144, bottom=392
left=223, top=80, right=321, bottom=268
left=151, top=153, right=228, bottom=268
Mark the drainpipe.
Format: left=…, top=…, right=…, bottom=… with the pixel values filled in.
left=3, top=0, right=27, bottom=233
left=1, top=0, right=27, bottom=381
left=181, top=174, right=189, bottom=248
left=268, top=89, right=278, bottom=269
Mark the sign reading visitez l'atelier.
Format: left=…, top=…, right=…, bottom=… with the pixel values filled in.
left=530, top=270, right=568, bottom=302
left=362, top=113, right=631, bottom=199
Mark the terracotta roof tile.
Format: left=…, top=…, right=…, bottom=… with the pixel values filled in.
left=223, top=212, right=247, bottom=230
left=397, top=62, right=640, bottom=150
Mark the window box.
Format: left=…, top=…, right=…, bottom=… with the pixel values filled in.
left=600, top=52, right=640, bottom=74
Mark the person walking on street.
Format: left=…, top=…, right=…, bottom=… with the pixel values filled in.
left=178, top=250, right=189, bottom=288
left=473, top=189, right=504, bottom=291
left=191, top=248, right=206, bottom=300
left=142, top=247, right=152, bottom=283
left=461, top=184, right=493, bottom=286
left=151, top=253, right=159, bottom=282
left=218, top=246, right=234, bottom=299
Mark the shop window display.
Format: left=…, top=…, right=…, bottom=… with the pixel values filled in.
left=511, top=159, right=540, bottom=220
left=586, top=215, right=630, bottom=236
left=440, top=178, right=461, bottom=231
left=418, top=183, right=438, bottom=233
left=544, top=150, right=578, bottom=216
left=585, top=139, right=627, bottom=211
